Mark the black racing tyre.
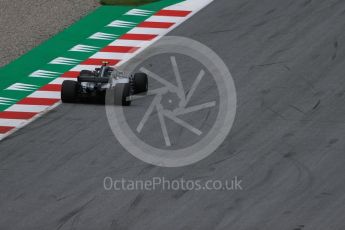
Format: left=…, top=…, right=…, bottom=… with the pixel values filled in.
left=61, top=80, right=79, bottom=103
left=133, top=73, right=148, bottom=94
left=114, top=83, right=131, bottom=106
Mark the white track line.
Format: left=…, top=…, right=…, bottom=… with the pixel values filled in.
left=147, top=16, right=183, bottom=23
left=5, top=104, right=50, bottom=113
left=0, top=119, right=27, bottom=126
left=70, top=65, right=101, bottom=71
left=129, top=27, right=167, bottom=35
left=29, top=91, right=61, bottom=99
left=50, top=78, right=77, bottom=84
left=91, top=52, right=127, bottom=60
left=109, top=39, right=151, bottom=47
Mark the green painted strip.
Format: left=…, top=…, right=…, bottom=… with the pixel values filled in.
left=0, top=0, right=183, bottom=111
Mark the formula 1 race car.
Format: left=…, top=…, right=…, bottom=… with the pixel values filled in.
left=61, top=62, right=148, bottom=106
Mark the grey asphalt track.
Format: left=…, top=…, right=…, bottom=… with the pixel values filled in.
left=2, top=0, right=345, bottom=229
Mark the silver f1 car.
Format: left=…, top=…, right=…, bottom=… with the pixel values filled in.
left=61, top=62, right=148, bottom=106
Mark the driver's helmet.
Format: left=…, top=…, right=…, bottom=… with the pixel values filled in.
left=110, top=68, right=126, bottom=79
left=102, top=67, right=114, bottom=77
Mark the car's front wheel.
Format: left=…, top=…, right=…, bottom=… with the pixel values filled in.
left=133, top=73, right=148, bottom=94
left=114, top=83, right=131, bottom=106
left=61, top=80, right=79, bottom=103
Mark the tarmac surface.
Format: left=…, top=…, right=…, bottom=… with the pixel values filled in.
left=2, top=0, right=345, bottom=229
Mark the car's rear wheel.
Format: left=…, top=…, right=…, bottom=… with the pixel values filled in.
left=61, top=80, right=79, bottom=103
left=133, top=73, right=148, bottom=94
left=114, top=83, right=131, bottom=106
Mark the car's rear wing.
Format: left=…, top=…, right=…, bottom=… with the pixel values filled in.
left=78, top=76, right=109, bottom=83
